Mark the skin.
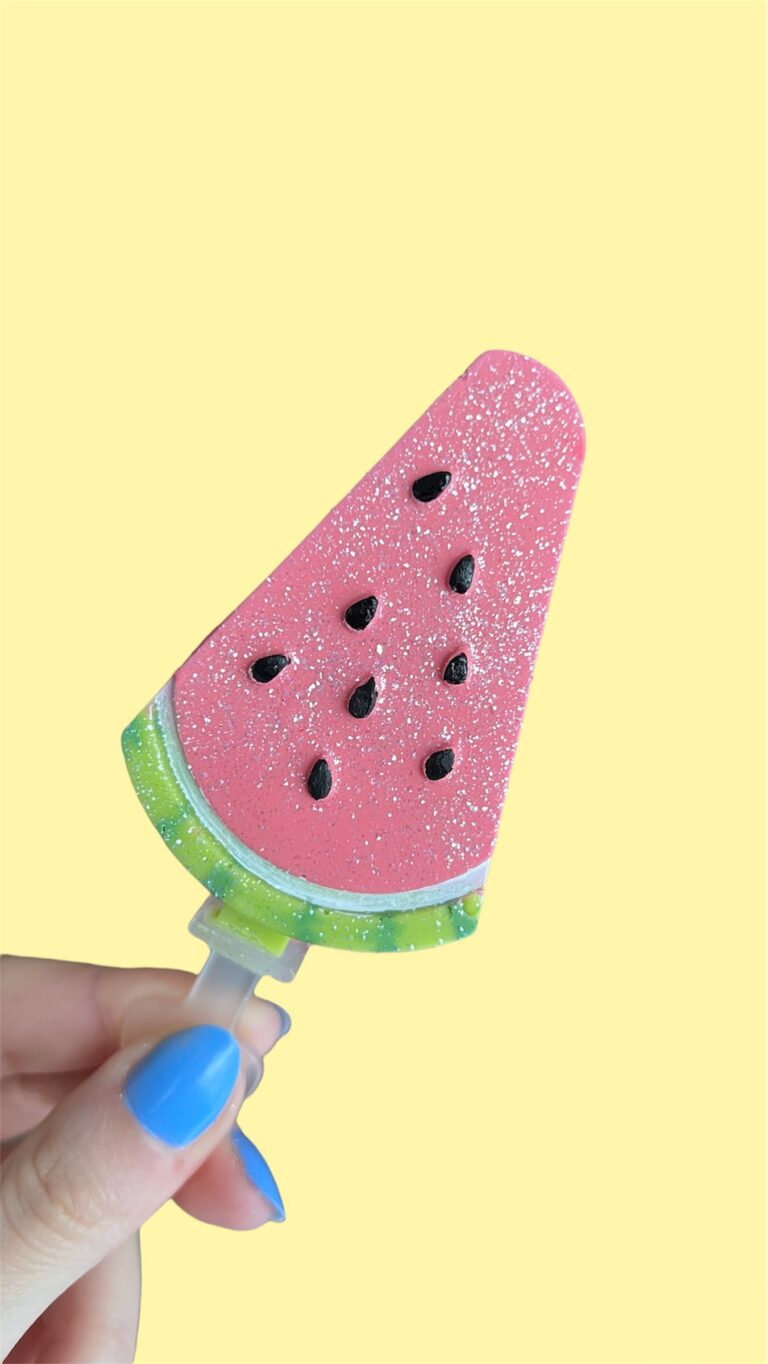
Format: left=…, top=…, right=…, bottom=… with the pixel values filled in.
left=0, top=957, right=288, bottom=1363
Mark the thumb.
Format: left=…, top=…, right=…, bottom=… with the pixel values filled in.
left=1, top=1025, right=245, bottom=1353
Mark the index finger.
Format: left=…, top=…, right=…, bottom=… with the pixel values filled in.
left=0, top=956, right=288, bottom=1076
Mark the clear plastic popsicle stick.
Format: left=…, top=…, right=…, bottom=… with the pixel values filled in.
left=120, top=897, right=309, bottom=1045
left=184, top=950, right=262, bottom=1028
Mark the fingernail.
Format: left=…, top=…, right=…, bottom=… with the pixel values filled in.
left=232, top=1127, right=285, bottom=1222
left=125, top=1025, right=240, bottom=1147
left=243, top=1050, right=264, bottom=1098
left=275, top=1005, right=292, bottom=1039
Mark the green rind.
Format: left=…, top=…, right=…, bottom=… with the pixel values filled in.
left=122, top=702, right=483, bottom=954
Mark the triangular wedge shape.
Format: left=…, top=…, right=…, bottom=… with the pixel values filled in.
left=123, top=351, right=585, bottom=953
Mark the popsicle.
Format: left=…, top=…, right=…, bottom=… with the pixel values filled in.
left=122, top=351, right=584, bottom=1014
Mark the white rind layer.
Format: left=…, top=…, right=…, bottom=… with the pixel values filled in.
left=156, top=682, right=488, bottom=914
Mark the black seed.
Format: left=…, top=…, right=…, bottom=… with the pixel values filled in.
left=249, top=653, right=290, bottom=683
left=412, top=470, right=451, bottom=502
left=348, top=676, right=378, bottom=719
left=448, top=555, right=475, bottom=594
left=307, top=758, right=332, bottom=800
left=443, top=652, right=468, bottom=685
left=425, top=748, right=455, bottom=781
left=344, top=596, right=378, bottom=630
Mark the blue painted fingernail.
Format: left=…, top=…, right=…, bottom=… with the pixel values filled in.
left=125, top=1025, right=240, bottom=1147
left=232, top=1127, right=286, bottom=1222
left=275, top=1005, right=292, bottom=1039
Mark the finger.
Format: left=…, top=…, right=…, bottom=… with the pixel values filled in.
left=0, top=956, right=290, bottom=1077
left=4, top=1107, right=286, bottom=1264
left=1, top=1025, right=244, bottom=1354
left=1, top=1010, right=286, bottom=1142
left=2, top=1069, right=92, bottom=1141
left=174, top=1125, right=285, bottom=1229
left=1, top=1015, right=285, bottom=1142
left=5, top=1234, right=141, bottom=1364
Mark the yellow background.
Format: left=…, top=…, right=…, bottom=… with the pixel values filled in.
left=2, top=2, right=764, bottom=1362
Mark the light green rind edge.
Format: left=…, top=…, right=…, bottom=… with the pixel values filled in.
left=121, top=703, right=483, bottom=954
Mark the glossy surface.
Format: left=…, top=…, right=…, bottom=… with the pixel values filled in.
left=124, top=1026, right=240, bottom=1147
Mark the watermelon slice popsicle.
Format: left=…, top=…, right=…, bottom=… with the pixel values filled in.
left=121, top=351, right=585, bottom=1029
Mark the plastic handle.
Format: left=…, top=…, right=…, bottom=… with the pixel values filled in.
left=119, top=949, right=258, bottom=1046
left=120, top=896, right=309, bottom=1046
left=185, top=950, right=262, bottom=1028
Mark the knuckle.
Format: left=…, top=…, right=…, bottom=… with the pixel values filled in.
left=12, top=1128, right=112, bottom=1247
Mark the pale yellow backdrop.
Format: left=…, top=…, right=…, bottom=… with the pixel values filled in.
left=2, top=2, right=764, bottom=1362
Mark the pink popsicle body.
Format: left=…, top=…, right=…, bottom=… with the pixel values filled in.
left=171, top=351, right=585, bottom=900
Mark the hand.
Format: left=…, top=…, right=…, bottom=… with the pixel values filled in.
left=1, top=956, right=290, bottom=1362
